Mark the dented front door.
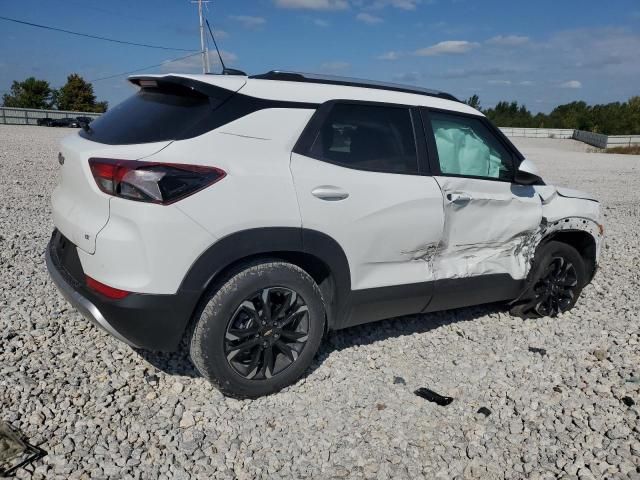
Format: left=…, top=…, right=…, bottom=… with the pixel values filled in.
left=421, top=108, right=543, bottom=281
left=433, top=177, right=542, bottom=279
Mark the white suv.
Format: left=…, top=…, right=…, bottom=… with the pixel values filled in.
left=46, top=71, right=604, bottom=398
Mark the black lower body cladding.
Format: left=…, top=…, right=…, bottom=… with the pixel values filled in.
left=46, top=230, right=199, bottom=351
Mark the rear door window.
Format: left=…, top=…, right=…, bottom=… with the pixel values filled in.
left=307, top=103, right=419, bottom=174
left=80, top=83, right=233, bottom=145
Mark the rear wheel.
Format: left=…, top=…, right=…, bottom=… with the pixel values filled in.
left=511, top=241, right=586, bottom=319
left=189, top=261, right=325, bottom=398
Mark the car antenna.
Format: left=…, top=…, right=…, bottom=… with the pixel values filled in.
left=205, top=19, right=246, bottom=76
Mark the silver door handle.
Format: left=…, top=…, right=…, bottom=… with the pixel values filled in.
left=446, top=193, right=472, bottom=205
left=311, top=186, right=349, bottom=201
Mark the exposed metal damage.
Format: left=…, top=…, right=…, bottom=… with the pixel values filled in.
left=403, top=182, right=603, bottom=283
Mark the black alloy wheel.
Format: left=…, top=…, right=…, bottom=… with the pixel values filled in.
left=510, top=240, right=587, bottom=319
left=531, top=256, right=578, bottom=317
left=189, top=260, right=326, bottom=398
left=224, top=287, right=310, bottom=380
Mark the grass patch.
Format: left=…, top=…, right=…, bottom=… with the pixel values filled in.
left=606, top=145, right=640, bottom=155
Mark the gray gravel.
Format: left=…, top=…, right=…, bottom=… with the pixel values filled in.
left=1, top=124, right=639, bottom=479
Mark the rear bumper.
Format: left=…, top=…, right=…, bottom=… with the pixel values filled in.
left=45, top=230, right=199, bottom=351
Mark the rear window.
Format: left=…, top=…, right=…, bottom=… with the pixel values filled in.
left=80, top=83, right=233, bottom=145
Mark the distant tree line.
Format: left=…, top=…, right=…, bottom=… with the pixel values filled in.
left=2, top=74, right=107, bottom=113
left=465, top=94, right=640, bottom=135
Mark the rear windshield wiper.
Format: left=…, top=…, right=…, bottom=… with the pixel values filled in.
left=79, top=121, right=93, bottom=134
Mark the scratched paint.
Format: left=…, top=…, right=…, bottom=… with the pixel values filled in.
left=415, top=182, right=603, bottom=281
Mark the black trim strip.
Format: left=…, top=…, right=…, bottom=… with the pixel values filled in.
left=250, top=71, right=460, bottom=102
left=338, top=273, right=524, bottom=329
left=411, top=106, right=431, bottom=176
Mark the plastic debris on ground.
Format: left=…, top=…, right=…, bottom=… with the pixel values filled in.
left=414, top=388, right=454, bottom=406
left=528, top=347, right=547, bottom=356
left=477, top=406, right=492, bottom=417
left=0, top=421, right=46, bottom=477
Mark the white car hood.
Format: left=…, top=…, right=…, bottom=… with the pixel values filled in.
left=556, top=187, right=599, bottom=202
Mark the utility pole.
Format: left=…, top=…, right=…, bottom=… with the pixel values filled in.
left=193, top=0, right=210, bottom=73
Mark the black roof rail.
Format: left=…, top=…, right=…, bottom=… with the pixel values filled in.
left=249, top=70, right=459, bottom=102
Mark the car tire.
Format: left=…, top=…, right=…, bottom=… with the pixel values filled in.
left=189, top=260, right=326, bottom=398
left=510, top=241, right=587, bottom=319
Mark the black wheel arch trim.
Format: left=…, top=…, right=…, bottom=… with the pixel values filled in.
left=537, top=227, right=599, bottom=283
left=178, top=227, right=352, bottom=329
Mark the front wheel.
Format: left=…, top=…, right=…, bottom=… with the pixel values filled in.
left=189, top=261, right=326, bottom=398
left=511, top=241, right=587, bottom=319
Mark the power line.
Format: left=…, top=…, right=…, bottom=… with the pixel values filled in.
left=89, top=51, right=202, bottom=82
left=0, top=15, right=196, bottom=52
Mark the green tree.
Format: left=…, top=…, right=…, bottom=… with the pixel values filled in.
left=56, top=73, right=108, bottom=112
left=484, top=101, right=534, bottom=128
left=465, top=94, right=481, bottom=110
left=481, top=97, right=640, bottom=134
left=2, top=77, right=55, bottom=109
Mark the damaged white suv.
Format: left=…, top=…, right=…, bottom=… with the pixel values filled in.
left=46, top=71, right=603, bottom=397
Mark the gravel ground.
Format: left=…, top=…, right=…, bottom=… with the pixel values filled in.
left=1, top=125, right=639, bottom=479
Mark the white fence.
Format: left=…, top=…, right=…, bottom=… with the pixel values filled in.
left=499, top=127, right=574, bottom=139
left=603, top=134, right=640, bottom=149
left=501, top=127, right=640, bottom=149
left=0, top=107, right=102, bottom=126
left=572, top=130, right=609, bottom=149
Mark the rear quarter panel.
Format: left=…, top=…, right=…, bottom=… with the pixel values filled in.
left=151, top=108, right=315, bottom=239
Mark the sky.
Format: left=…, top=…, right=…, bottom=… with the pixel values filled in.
left=0, top=0, right=638, bottom=113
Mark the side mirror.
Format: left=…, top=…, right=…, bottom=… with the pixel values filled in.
left=515, top=159, right=544, bottom=186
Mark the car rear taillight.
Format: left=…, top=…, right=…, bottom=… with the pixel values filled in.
left=85, top=276, right=131, bottom=299
left=88, top=158, right=225, bottom=205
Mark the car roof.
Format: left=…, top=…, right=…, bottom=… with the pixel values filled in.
left=129, top=72, right=482, bottom=116
left=250, top=71, right=458, bottom=101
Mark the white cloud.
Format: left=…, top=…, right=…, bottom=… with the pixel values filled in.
left=438, top=66, right=522, bottom=79
left=274, top=0, right=349, bottom=10
left=321, top=61, right=350, bottom=71
left=487, top=80, right=512, bottom=86
left=313, top=18, right=330, bottom=27
left=356, top=12, right=383, bottom=24
left=229, top=15, right=266, bottom=28
left=560, top=80, right=582, bottom=89
left=274, top=0, right=427, bottom=11
left=377, top=50, right=402, bottom=60
left=486, top=35, right=530, bottom=46
left=415, top=40, right=479, bottom=56
left=365, top=0, right=423, bottom=10
left=519, top=80, right=535, bottom=86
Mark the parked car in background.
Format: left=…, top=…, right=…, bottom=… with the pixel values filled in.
left=37, top=117, right=55, bottom=127
left=75, top=116, right=94, bottom=125
left=46, top=71, right=604, bottom=398
left=51, top=117, right=80, bottom=128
